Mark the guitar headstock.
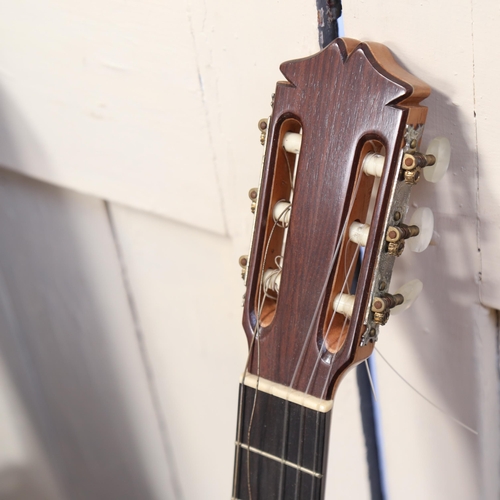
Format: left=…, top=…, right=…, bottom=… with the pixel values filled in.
left=240, top=38, right=450, bottom=401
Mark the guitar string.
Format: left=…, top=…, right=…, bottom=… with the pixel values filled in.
left=240, top=148, right=295, bottom=498
left=238, top=135, right=338, bottom=497
left=375, top=348, right=478, bottom=435
left=287, top=149, right=383, bottom=498
left=365, top=358, right=378, bottom=402
left=290, top=163, right=381, bottom=498
left=286, top=163, right=365, bottom=392
left=236, top=205, right=291, bottom=500
left=231, top=217, right=274, bottom=498
left=277, top=165, right=366, bottom=499
left=288, top=150, right=382, bottom=495
left=238, top=129, right=479, bottom=498
left=291, top=239, right=361, bottom=497
left=298, top=241, right=360, bottom=404
left=277, top=142, right=383, bottom=496
left=292, top=241, right=360, bottom=499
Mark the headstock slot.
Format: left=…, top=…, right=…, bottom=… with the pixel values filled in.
left=255, top=117, right=301, bottom=327
left=321, top=141, right=382, bottom=354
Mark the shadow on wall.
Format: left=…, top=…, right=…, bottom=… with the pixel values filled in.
left=378, top=83, right=489, bottom=490
left=0, top=88, right=166, bottom=499
left=0, top=467, right=54, bottom=500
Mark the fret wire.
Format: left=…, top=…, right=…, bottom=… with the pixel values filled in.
left=233, top=383, right=330, bottom=498
left=235, top=442, right=323, bottom=479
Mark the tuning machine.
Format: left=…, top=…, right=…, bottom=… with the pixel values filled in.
left=239, top=255, right=248, bottom=280
left=401, top=137, right=451, bottom=185
left=369, top=279, right=423, bottom=325
left=348, top=206, right=434, bottom=256
left=258, top=118, right=268, bottom=145
left=362, top=137, right=450, bottom=185
left=385, top=206, right=434, bottom=256
left=248, top=188, right=258, bottom=214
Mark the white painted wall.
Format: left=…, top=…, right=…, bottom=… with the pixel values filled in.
left=0, top=0, right=497, bottom=499
left=345, top=2, right=500, bottom=498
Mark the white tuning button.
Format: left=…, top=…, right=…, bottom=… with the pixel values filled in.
left=333, top=293, right=355, bottom=318
left=273, top=201, right=291, bottom=227
left=391, top=279, right=423, bottom=315
left=408, top=207, right=434, bottom=253
left=362, top=153, right=384, bottom=177
left=283, top=132, right=302, bottom=154
left=263, top=269, right=281, bottom=294
left=349, top=221, right=370, bottom=247
left=423, top=137, right=451, bottom=183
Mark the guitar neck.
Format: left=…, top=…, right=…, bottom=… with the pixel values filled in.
left=234, top=38, right=439, bottom=498
left=232, top=376, right=332, bottom=499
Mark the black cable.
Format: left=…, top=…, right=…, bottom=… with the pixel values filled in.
left=351, top=253, right=385, bottom=500
left=315, top=0, right=342, bottom=48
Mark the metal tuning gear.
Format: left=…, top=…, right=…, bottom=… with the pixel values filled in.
left=371, top=279, right=423, bottom=325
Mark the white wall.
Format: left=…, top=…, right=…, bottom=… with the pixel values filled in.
left=0, top=0, right=497, bottom=499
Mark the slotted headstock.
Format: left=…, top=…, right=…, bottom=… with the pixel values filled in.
left=240, top=38, right=447, bottom=401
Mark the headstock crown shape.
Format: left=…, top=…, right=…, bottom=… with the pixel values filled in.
left=241, top=38, right=438, bottom=401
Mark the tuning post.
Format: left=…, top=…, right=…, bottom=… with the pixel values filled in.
left=273, top=201, right=291, bottom=227
left=263, top=268, right=282, bottom=295
left=349, top=221, right=370, bottom=247
left=283, top=132, right=302, bottom=154
left=333, top=293, right=355, bottom=318
left=362, top=152, right=384, bottom=177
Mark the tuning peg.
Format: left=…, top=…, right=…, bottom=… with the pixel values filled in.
left=423, top=137, right=451, bottom=183
left=283, top=132, right=302, bottom=154
left=263, top=268, right=281, bottom=294
left=349, top=221, right=370, bottom=246
left=390, top=279, right=423, bottom=315
left=273, top=201, right=291, bottom=227
left=333, top=293, right=355, bottom=318
left=407, top=207, right=434, bottom=252
left=362, top=153, right=384, bottom=177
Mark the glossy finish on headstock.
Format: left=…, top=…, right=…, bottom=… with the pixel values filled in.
left=243, top=38, right=430, bottom=400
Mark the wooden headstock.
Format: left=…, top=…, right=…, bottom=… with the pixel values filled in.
left=241, top=38, right=440, bottom=401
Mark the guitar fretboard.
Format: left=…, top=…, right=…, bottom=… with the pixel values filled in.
left=233, top=382, right=331, bottom=499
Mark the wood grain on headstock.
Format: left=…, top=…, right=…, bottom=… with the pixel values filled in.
left=243, top=38, right=430, bottom=400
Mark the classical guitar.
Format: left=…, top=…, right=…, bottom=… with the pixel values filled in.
left=232, top=37, right=450, bottom=499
